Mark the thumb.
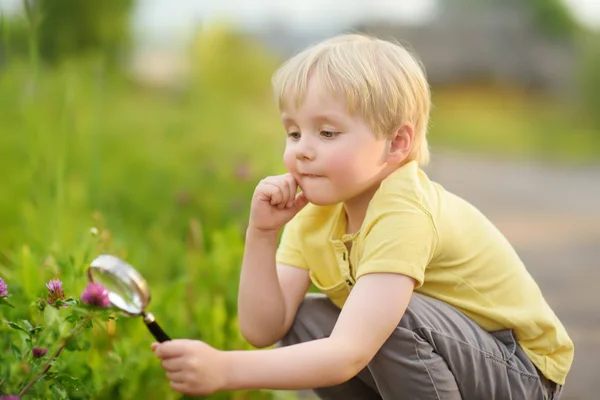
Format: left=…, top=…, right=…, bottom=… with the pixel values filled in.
left=293, top=192, right=309, bottom=211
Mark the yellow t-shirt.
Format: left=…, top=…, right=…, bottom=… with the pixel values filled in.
left=276, top=160, right=574, bottom=385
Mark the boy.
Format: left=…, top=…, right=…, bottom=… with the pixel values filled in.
left=153, top=33, right=574, bottom=399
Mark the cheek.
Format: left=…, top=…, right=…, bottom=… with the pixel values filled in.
left=323, top=152, right=352, bottom=177
left=324, top=145, right=380, bottom=180
left=283, top=147, right=296, bottom=173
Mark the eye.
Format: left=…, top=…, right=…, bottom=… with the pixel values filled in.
left=321, top=131, right=340, bottom=139
left=287, top=132, right=301, bottom=140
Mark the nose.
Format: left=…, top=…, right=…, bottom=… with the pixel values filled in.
left=295, top=136, right=316, bottom=161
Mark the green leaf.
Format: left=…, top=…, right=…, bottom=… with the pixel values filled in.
left=0, top=297, right=15, bottom=308
left=65, top=314, right=80, bottom=323
left=55, top=373, right=84, bottom=390
left=49, top=382, right=69, bottom=400
left=6, top=321, right=27, bottom=333
left=53, top=299, right=70, bottom=309
left=45, top=371, right=59, bottom=379
left=65, top=337, right=91, bottom=352
left=64, top=298, right=78, bottom=306
left=22, top=319, right=33, bottom=331
left=28, top=325, right=45, bottom=337
left=44, top=304, right=61, bottom=325
left=10, top=342, right=22, bottom=358
left=33, top=297, right=47, bottom=311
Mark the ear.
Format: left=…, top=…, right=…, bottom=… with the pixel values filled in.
left=386, top=124, right=414, bottom=164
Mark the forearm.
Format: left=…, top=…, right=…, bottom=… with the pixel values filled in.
left=225, top=338, right=362, bottom=391
left=237, top=228, right=287, bottom=346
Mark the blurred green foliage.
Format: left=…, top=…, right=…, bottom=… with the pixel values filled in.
left=530, top=0, right=581, bottom=39
left=0, top=6, right=599, bottom=399
left=448, top=0, right=581, bottom=39
left=431, top=86, right=600, bottom=162
left=191, top=24, right=281, bottom=102
left=578, top=32, right=600, bottom=128
left=0, top=0, right=134, bottom=65
left=0, top=22, right=285, bottom=399
left=36, top=0, right=134, bottom=64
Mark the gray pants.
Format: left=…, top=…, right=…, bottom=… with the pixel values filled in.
left=279, top=293, right=563, bottom=400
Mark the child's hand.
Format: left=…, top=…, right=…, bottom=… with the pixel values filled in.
left=249, top=173, right=308, bottom=233
left=152, top=339, right=228, bottom=396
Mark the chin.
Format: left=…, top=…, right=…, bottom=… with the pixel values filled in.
left=304, top=192, right=342, bottom=206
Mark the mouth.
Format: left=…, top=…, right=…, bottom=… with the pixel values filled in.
left=300, top=173, right=323, bottom=178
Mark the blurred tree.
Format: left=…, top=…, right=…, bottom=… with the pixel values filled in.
left=29, top=0, right=135, bottom=64
left=442, top=0, right=581, bottom=39
left=578, top=33, right=600, bottom=128
left=529, top=0, right=581, bottom=39
left=190, top=23, right=280, bottom=102
left=0, top=9, right=29, bottom=64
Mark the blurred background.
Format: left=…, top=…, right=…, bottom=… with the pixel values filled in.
left=0, top=0, right=598, bottom=399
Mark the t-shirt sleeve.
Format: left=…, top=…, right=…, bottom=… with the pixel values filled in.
left=355, top=197, right=438, bottom=288
left=275, top=217, right=309, bottom=270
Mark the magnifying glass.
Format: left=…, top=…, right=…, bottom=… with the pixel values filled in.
left=87, top=254, right=171, bottom=342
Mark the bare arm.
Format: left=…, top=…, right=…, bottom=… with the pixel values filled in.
left=227, top=273, right=415, bottom=390
left=237, top=228, right=311, bottom=348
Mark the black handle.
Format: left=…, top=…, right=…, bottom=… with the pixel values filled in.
left=145, top=318, right=171, bottom=342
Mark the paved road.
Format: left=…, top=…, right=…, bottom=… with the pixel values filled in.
left=425, top=151, right=600, bottom=400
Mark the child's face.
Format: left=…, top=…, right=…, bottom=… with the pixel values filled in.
left=281, top=77, right=391, bottom=206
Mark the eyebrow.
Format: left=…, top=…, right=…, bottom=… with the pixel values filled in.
left=282, top=113, right=344, bottom=126
left=281, top=115, right=295, bottom=125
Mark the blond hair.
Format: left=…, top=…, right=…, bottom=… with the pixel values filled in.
left=272, top=33, right=431, bottom=165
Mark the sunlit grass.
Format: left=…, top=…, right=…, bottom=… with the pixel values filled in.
left=0, top=24, right=598, bottom=399
left=430, top=86, right=600, bottom=163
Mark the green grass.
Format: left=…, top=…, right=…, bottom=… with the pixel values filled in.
left=429, top=86, right=600, bottom=163
left=0, top=53, right=284, bottom=398
left=0, top=27, right=598, bottom=399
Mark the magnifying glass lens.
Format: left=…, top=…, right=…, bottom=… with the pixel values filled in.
left=88, top=254, right=171, bottom=342
left=89, top=268, right=143, bottom=315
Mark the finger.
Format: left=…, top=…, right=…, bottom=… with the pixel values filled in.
left=166, top=371, right=186, bottom=383
left=154, top=340, right=186, bottom=359
left=294, top=192, right=309, bottom=211
left=162, top=357, right=185, bottom=372
left=151, top=342, right=159, bottom=352
left=169, top=380, right=189, bottom=394
left=278, top=178, right=291, bottom=209
left=262, top=182, right=283, bottom=206
left=286, top=176, right=297, bottom=207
